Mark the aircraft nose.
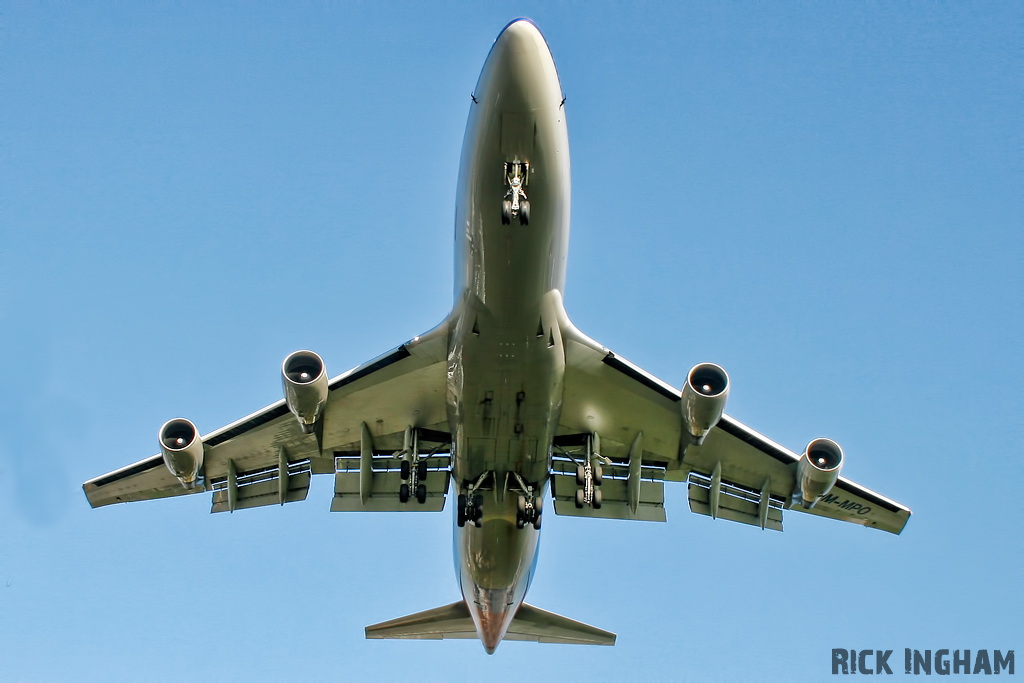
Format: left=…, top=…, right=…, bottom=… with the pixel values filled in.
left=495, top=18, right=543, bottom=50
left=477, top=18, right=559, bottom=112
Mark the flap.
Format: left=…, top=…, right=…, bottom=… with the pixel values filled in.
left=331, top=454, right=452, bottom=512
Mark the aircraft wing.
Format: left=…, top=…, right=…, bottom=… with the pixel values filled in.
left=552, top=316, right=911, bottom=535
left=83, top=319, right=454, bottom=513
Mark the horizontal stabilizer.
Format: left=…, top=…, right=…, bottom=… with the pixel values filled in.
left=365, top=601, right=616, bottom=646
left=365, top=601, right=476, bottom=640
left=506, top=604, right=616, bottom=646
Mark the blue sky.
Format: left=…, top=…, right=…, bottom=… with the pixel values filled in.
left=1, top=3, right=1020, bottom=680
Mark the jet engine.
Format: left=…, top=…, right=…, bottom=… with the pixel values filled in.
left=681, top=362, right=730, bottom=445
left=796, top=438, right=844, bottom=508
left=158, top=418, right=204, bottom=488
left=282, top=350, right=328, bottom=433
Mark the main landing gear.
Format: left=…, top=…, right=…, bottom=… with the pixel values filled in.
left=501, top=161, right=530, bottom=226
left=398, top=427, right=429, bottom=505
left=574, top=434, right=607, bottom=510
left=511, top=472, right=542, bottom=531
left=457, top=492, right=484, bottom=528
left=455, top=470, right=543, bottom=530
left=457, top=470, right=490, bottom=528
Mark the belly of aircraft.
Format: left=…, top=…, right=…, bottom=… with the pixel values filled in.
left=446, top=17, right=571, bottom=653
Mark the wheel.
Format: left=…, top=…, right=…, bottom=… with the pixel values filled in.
left=532, top=513, right=542, bottom=530
left=517, top=495, right=526, bottom=515
left=399, top=483, right=410, bottom=503
left=575, top=489, right=585, bottom=509
left=472, top=495, right=484, bottom=521
left=593, top=464, right=603, bottom=486
left=474, top=518, right=482, bottom=528
left=516, top=515, right=525, bottom=529
left=400, top=460, right=410, bottom=480
left=456, top=493, right=467, bottom=527
left=519, top=200, right=530, bottom=225
left=576, top=465, right=586, bottom=486
left=417, top=460, right=428, bottom=481
left=416, top=483, right=427, bottom=504
left=533, top=495, right=542, bottom=513
left=501, top=200, right=512, bottom=225
left=593, top=488, right=603, bottom=509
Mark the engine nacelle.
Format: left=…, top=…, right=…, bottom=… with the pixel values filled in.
left=796, top=437, right=844, bottom=508
left=681, top=362, right=730, bottom=445
left=158, top=418, right=204, bottom=488
left=282, top=350, right=328, bottom=433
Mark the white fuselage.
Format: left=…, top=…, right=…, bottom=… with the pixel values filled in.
left=447, top=19, right=571, bottom=653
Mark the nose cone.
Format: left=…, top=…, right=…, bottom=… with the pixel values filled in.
left=496, top=17, right=544, bottom=51
left=476, top=18, right=561, bottom=112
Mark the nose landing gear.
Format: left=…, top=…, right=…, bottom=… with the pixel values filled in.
left=501, top=161, right=530, bottom=226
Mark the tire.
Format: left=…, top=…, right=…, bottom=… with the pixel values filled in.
left=400, top=460, right=410, bottom=480
left=532, top=513, right=542, bottom=531
left=474, top=518, right=482, bottom=529
left=593, top=488, right=603, bottom=509
left=516, top=516, right=525, bottom=529
left=517, top=495, right=526, bottom=515
left=417, top=460, right=428, bottom=481
left=416, top=483, right=427, bottom=504
left=575, top=489, right=585, bottom=509
left=593, top=464, right=603, bottom=486
left=576, top=465, right=586, bottom=486
left=534, top=495, right=542, bottom=513
left=456, top=493, right=467, bottom=527
left=399, top=483, right=410, bottom=503
left=501, top=200, right=512, bottom=225
left=519, top=200, right=530, bottom=225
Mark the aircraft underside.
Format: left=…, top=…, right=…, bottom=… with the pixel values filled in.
left=82, top=18, right=911, bottom=655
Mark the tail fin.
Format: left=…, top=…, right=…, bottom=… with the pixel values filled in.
left=365, top=601, right=616, bottom=646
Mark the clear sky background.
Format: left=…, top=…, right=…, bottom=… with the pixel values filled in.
left=1, top=3, right=1021, bottom=681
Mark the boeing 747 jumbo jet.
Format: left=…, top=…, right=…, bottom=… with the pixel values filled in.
left=83, top=19, right=911, bottom=654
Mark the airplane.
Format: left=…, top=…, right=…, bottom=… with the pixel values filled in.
left=83, top=18, right=911, bottom=654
